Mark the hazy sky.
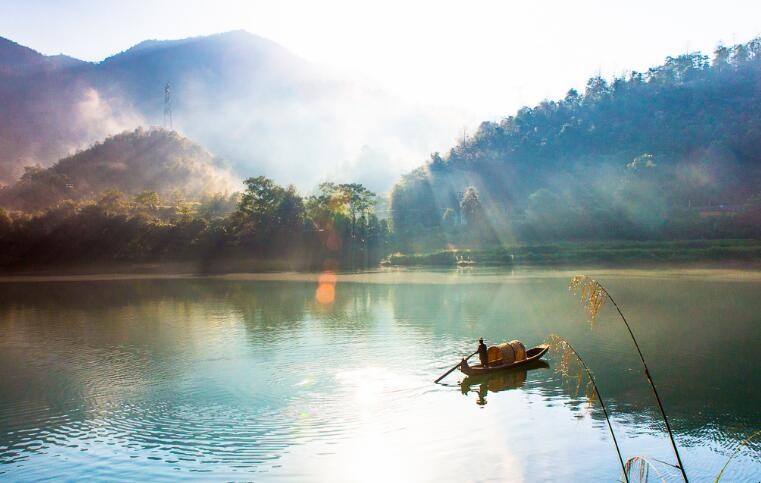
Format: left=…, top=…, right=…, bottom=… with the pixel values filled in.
left=2, top=0, right=761, bottom=121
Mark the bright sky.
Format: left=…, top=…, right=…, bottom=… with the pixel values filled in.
left=2, top=0, right=761, bottom=120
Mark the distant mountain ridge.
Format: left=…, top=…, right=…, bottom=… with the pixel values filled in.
left=0, top=36, right=86, bottom=74
left=0, top=35, right=135, bottom=183
left=0, top=30, right=453, bottom=191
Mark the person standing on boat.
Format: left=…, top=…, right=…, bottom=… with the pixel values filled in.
left=477, top=338, right=489, bottom=368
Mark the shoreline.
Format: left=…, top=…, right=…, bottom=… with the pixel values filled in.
left=3, top=240, right=761, bottom=283
left=3, top=263, right=761, bottom=284
left=387, top=239, right=761, bottom=267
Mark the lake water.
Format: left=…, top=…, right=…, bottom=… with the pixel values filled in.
left=0, top=268, right=759, bottom=481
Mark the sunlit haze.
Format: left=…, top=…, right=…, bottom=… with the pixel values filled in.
left=3, top=0, right=760, bottom=117
left=1, top=2, right=761, bottom=480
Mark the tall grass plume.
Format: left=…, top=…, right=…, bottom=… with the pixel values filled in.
left=569, top=275, right=688, bottom=482
left=546, top=334, right=628, bottom=482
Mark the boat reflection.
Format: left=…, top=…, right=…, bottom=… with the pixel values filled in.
left=460, top=360, right=550, bottom=406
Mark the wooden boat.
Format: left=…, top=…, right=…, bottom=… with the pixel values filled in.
left=459, top=344, right=549, bottom=376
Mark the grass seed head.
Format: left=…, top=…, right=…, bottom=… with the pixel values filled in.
left=569, top=275, right=607, bottom=322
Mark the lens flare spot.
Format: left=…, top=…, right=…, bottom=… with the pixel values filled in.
left=316, top=271, right=337, bottom=304
left=318, top=272, right=338, bottom=285
left=316, top=284, right=335, bottom=304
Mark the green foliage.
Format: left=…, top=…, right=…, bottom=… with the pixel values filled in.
left=134, top=191, right=160, bottom=214
left=196, top=192, right=239, bottom=221
left=0, top=207, right=12, bottom=236
left=0, top=175, right=392, bottom=271
left=0, top=128, right=235, bottom=212
left=301, top=182, right=385, bottom=267
left=390, top=169, right=450, bottom=251
left=459, top=186, right=482, bottom=226
left=96, top=189, right=129, bottom=216
left=383, top=240, right=761, bottom=266
left=391, top=37, right=761, bottom=250
left=231, top=176, right=305, bottom=249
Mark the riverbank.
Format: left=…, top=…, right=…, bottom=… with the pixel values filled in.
left=1, top=239, right=761, bottom=279
left=3, top=265, right=761, bottom=284
left=388, top=239, right=761, bottom=267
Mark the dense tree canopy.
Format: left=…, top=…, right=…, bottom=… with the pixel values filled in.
left=0, top=178, right=389, bottom=271
left=392, top=38, right=761, bottom=249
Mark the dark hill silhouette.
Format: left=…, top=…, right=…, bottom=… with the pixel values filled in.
left=0, top=128, right=236, bottom=211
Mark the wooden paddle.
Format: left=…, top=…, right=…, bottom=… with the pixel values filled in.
left=434, top=350, right=478, bottom=383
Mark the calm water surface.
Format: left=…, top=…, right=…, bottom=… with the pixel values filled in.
left=0, top=268, right=759, bottom=481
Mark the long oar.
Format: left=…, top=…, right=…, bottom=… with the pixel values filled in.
left=434, top=350, right=478, bottom=383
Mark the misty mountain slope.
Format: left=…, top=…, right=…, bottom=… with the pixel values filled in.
left=391, top=38, right=761, bottom=245
left=0, top=128, right=237, bottom=211
left=0, top=36, right=140, bottom=184
left=94, top=30, right=315, bottom=116
left=92, top=30, right=459, bottom=191
left=0, top=31, right=460, bottom=191
left=0, top=36, right=86, bottom=75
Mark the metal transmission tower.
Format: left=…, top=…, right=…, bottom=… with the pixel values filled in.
left=164, top=82, right=173, bottom=130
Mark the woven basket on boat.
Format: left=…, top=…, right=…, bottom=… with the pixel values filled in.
left=486, top=346, right=503, bottom=364
left=487, top=342, right=516, bottom=365
left=509, top=340, right=526, bottom=361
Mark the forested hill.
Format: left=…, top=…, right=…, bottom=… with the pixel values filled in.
left=391, top=38, right=761, bottom=249
left=0, top=128, right=236, bottom=211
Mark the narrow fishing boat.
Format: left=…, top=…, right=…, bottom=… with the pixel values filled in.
left=459, top=343, right=549, bottom=376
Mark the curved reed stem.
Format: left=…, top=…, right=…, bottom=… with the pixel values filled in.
left=713, top=428, right=761, bottom=482
left=624, top=455, right=668, bottom=483
left=605, top=289, right=688, bottom=482
left=548, top=335, right=629, bottom=482
left=570, top=275, right=689, bottom=482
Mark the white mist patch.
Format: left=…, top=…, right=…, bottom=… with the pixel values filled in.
left=53, top=88, right=146, bottom=169
left=175, top=81, right=474, bottom=193
left=75, top=89, right=143, bottom=138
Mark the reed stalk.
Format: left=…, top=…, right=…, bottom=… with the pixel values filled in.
left=569, top=275, right=688, bottom=482
left=547, top=334, right=628, bottom=482
left=713, top=428, right=761, bottom=482
left=623, top=456, right=668, bottom=483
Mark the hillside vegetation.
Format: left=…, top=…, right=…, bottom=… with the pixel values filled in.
left=0, top=175, right=388, bottom=271
left=391, top=38, right=761, bottom=252
left=3, top=39, right=761, bottom=271
left=0, top=128, right=236, bottom=211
